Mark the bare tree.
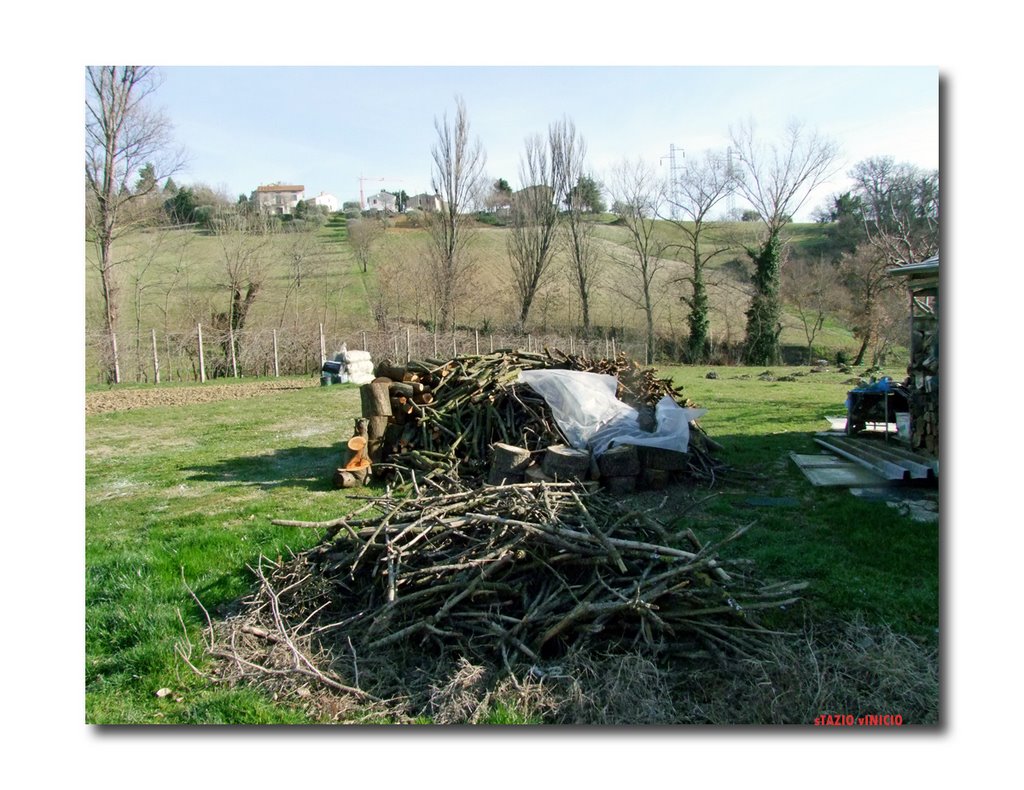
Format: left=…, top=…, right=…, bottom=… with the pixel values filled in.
left=508, top=130, right=562, bottom=329
left=782, top=255, right=844, bottom=364
left=277, top=223, right=325, bottom=326
left=663, top=149, right=735, bottom=362
left=552, top=118, right=602, bottom=337
left=347, top=217, right=387, bottom=274
left=837, top=244, right=905, bottom=366
left=609, top=159, right=669, bottom=364
left=426, top=97, right=487, bottom=331
left=85, top=66, right=185, bottom=382
left=729, top=119, right=839, bottom=365
left=209, top=212, right=276, bottom=374
left=850, top=156, right=939, bottom=266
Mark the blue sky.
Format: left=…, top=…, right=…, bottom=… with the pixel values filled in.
left=155, top=65, right=938, bottom=220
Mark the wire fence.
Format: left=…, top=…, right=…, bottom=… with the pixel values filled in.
left=85, top=324, right=658, bottom=385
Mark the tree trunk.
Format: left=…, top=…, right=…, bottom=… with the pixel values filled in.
left=852, top=335, right=870, bottom=366
left=743, top=233, right=783, bottom=366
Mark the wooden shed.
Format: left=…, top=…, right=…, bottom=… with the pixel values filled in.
left=888, top=255, right=939, bottom=455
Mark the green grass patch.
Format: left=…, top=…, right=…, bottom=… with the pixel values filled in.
left=85, top=363, right=938, bottom=723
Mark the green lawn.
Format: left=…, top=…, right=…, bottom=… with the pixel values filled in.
left=84, top=364, right=938, bottom=724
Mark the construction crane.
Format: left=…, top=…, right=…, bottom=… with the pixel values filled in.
left=358, top=175, right=404, bottom=210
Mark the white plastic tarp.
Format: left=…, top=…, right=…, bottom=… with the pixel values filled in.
left=517, top=369, right=707, bottom=456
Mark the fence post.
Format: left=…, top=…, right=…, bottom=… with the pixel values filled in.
left=362, top=331, right=367, bottom=352
left=527, top=334, right=532, bottom=352
left=433, top=332, right=438, bottom=357
left=452, top=333, right=457, bottom=356
left=611, top=337, right=616, bottom=358
left=489, top=334, right=494, bottom=353
left=394, top=335, right=399, bottom=357
left=151, top=329, right=160, bottom=385
left=406, top=327, right=411, bottom=363
left=569, top=334, right=574, bottom=356
left=272, top=329, right=280, bottom=377
left=197, top=323, right=206, bottom=383
left=229, top=327, right=238, bottom=377
left=320, top=323, right=327, bottom=367
left=475, top=329, right=480, bottom=355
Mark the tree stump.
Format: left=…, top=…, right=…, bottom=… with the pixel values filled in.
left=488, top=443, right=532, bottom=485
left=597, top=444, right=640, bottom=478
left=541, top=445, right=591, bottom=481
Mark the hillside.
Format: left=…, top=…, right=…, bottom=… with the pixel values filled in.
left=84, top=215, right=865, bottom=382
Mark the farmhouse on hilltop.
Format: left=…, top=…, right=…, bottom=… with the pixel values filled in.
left=252, top=183, right=305, bottom=215
left=309, top=192, right=339, bottom=213
left=366, top=191, right=398, bottom=213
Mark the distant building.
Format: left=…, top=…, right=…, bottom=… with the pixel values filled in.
left=310, top=192, right=339, bottom=213
left=252, top=184, right=305, bottom=215
left=366, top=191, right=398, bottom=213
left=407, top=192, right=442, bottom=212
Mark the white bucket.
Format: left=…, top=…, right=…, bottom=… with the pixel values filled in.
left=895, top=412, right=911, bottom=441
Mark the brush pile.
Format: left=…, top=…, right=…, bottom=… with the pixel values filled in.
left=361, top=349, right=724, bottom=486
left=213, top=480, right=808, bottom=706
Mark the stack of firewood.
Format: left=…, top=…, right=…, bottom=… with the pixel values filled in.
left=908, top=318, right=939, bottom=454
left=349, top=349, right=723, bottom=489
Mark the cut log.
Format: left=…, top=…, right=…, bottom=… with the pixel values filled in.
left=376, top=360, right=407, bottom=381
left=541, top=445, right=591, bottom=481
left=640, top=468, right=669, bottom=491
left=598, top=444, right=640, bottom=478
left=366, top=416, right=390, bottom=462
left=639, top=446, right=690, bottom=472
left=334, top=466, right=370, bottom=489
left=488, top=443, right=532, bottom=485
left=603, top=475, right=637, bottom=495
left=360, top=381, right=393, bottom=419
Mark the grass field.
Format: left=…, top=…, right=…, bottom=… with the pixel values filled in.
left=84, top=364, right=938, bottom=724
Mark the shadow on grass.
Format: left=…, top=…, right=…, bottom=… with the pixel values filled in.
left=183, top=444, right=344, bottom=492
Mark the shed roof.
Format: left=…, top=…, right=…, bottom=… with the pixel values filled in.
left=889, top=255, right=939, bottom=294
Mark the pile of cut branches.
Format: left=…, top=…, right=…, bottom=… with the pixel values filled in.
left=195, top=481, right=804, bottom=715
left=372, top=349, right=723, bottom=483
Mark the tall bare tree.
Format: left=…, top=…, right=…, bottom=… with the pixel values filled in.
left=508, top=131, right=562, bottom=329
left=782, top=255, right=844, bottom=364
left=729, top=119, right=838, bottom=365
left=209, top=212, right=276, bottom=374
left=552, top=118, right=602, bottom=337
left=347, top=217, right=387, bottom=274
left=663, top=149, right=735, bottom=362
left=427, top=97, right=487, bottom=331
left=609, top=159, right=669, bottom=364
left=850, top=156, right=939, bottom=266
left=85, top=66, right=184, bottom=382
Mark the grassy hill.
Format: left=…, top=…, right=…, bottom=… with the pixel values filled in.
left=84, top=215, right=880, bottom=381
